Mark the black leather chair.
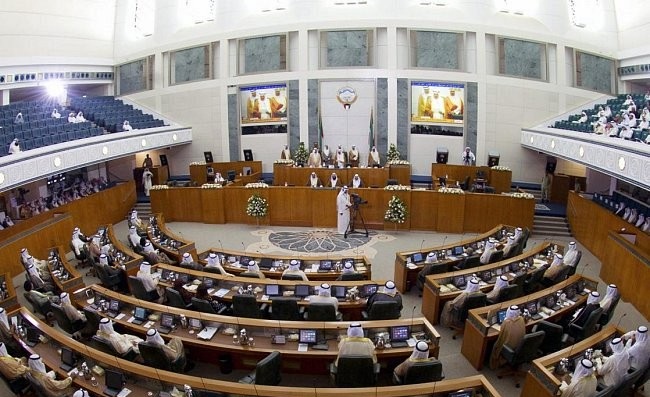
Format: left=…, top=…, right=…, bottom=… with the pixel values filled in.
left=632, top=357, right=650, bottom=394
left=451, top=293, right=487, bottom=339
left=593, top=384, right=615, bottom=397
left=362, top=300, right=401, bottom=320
left=81, top=308, right=102, bottom=338
left=454, top=255, right=481, bottom=271
left=233, top=294, right=265, bottom=319
left=204, top=267, right=224, bottom=275
left=94, top=263, right=122, bottom=290
left=269, top=297, right=302, bottom=321
left=459, top=176, right=471, bottom=191
left=238, top=272, right=261, bottom=279
left=23, top=292, right=52, bottom=320
left=487, top=250, right=504, bottom=264
left=497, top=330, right=546, bottom=387
left=25, top=373, right=50, bottom=397
left=338, top=273, right=365, bottom=281
left=165, top=287, right=191, bottom=309
left=393, top=359, right=444, bottom=385
left=91, top=335, right=137, bottom=361
left=304, top=303, right=341, bottom=321
left=532, top=321, right=565, bottom=355
left=523, top=267, right=547, bottom=294
left=598, top=295, right=620, bottom=329
left=0, top=369, right=30, bottom=396
left=280, top=274, right=305, bottom=281
left=567, top=251, right=583, bottom=277
left=238, top=351, right=282, bottom=385
left=493, top=284, right=520, bottom=304
left=565, top=307, right=604, bottom=343
left=50, top=303, right=84, bottom=335
left=138, top=341, right=186, bottom=372
left=127, top=276, right=159, bottom=302
left=540, top=266, right=572, bottom=289
left=417, top=263, right=447, bottom=295
left=191, top=297, right=218, bottom=314
left=612, top=365, right=644, bottom=396
left=330, top=356, right=380, bottom=387
left=511, top=272, right=528, bottom=296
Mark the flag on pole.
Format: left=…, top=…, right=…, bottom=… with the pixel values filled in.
left=368, top=107, right=375, bottom=149
left=318, top=108, right=324, bottom=150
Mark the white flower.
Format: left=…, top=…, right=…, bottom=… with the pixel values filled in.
left=245, top=182, right=269, bottom=189
left=384, top=184, right=411, bottom=191
left=384, top=195, right=408, bottom=224
left=201, top=183, right=223, bottom=189
left=491, top=165, right=511, bottom=172
left=386, top=160, right=411, bottom=165
left=274, top=159, right=295, bottom=165
left=150, top=185, right=169, bottom=190
left=190, top=161, right=206, bottom=166
left=438, top=187, right=465, bottom=194
left=506, top=192, right=535, bottom=199
left=246, top=194, right=268, bottom=218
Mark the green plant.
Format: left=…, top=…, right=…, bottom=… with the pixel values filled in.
left=386, top=143, right=401, bottom=162
left=293, top=142, right=309, bottom=165
left=384, top=195, right=408, bottom=224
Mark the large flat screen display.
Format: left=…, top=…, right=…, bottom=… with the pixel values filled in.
left=240, top=84, right=288, bottom=126
left=411, top=81, right=465, bottom=125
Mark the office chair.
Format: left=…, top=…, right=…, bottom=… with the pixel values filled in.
left=486, top=250, right=504, bottom=264
left=451, top=292, right=487, bottom=339
left=393, top=359, right=445, bottom=385
left=165, top=287, right=191, bottom=309
left=50, top=303, right=84, bottom=335
left=523, top=266, right=548, bottom=295
left=511, top=272, right=528, bottom=297
left=497, top=330, right=545, bottom=388
left=597, top=295, right=620, bottom=329
left=81, top=307, right=102, bottom=338
left=280, top=274, right=305, bottom=281
left=91, top=335, right=138, bottom=361
left=338, top=273, right=366, bottom=281
left=417, top=263, right=447, bottom=296
left=362, top=300, right=401, bottom=320
left=632, top=357, right=650, bottom=394
left=204, top=266, right=225, bottom=275
left=330, top=356, right=380, bottom=387
left=453, top=255, right=481, bottom=271
left=127, top=276, right=160, bottom=302
left=612, top=366, right=644, bottom=396
left=540, top=266, right=572, bottom=289
left=191, top=297, right=218, bottom=314
left=564, top=307, right=604, bottom=344
left=593, top=384, right=615, bottom=397
left=238, top=272, right=261, bottom=279
left=532, top=321, right=565, bottom=355
left=238, top=351, right=282, bottom=386
left=459, top=176, right=471, bottom=191
left=567, top=251, right=583, bottom=277
left=138, top=341, right=186, bottom=373
left=232, top=294, right=265, bottom=319
left=23, top=292, right=52, bottom=321
left=94, top=263, right=122, bottom=290
left=25, top=373, right=49, bottom=397
left=304, top=303, right=342, bottom=321
left=269, top=297, right=302, bottom=321
left=0, top=371, right=30, bottom=396
left=493, top=284, right=520, bottom=304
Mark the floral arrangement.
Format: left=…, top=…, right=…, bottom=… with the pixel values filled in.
left=150, top=185, right=169, bottom=190
left=386, top=143, right=401, bottom=162
left=201, top=183, right=223, bottom=189
left=293, top=142, right=309, bottom=165
left=385, top=195, right=408, bottom=224
left=274, top=159, right=295, bottom=165
left=190, top=161, right=206, bottom=166
left=245, top=182, right=269, bottom=189
left=491, top=165, right=511, bottom=172
left=438, top=187, right=465, bottom=194
left=506, top=192, right=535, bottom=199
left=384, top=184, right=411, bottom=191
left=386, top=159, right=411, bottom=165
left=246, top=194, right=269, bottom=218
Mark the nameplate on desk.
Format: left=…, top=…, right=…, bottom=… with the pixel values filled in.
left=298, top=343, right=308, bottom=352
left=197, top=327, right=218, bottom=341
left=115, top=313, right=126, bottom=320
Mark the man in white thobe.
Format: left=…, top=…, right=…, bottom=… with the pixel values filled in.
left=336, top=186, right=351, bottom=235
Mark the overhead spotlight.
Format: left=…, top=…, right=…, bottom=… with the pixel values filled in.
left=45, top=81, right=65, bottom=98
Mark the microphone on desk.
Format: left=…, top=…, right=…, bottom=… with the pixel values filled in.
left=241, top=242, right=246, bottom=254
left=615, top=312, right=627, bottom=329
left=411, top=305, right=417, bottom=329
left=218, top=239, right=224, bottom=252
left=420, top=239, right=425, bottom=253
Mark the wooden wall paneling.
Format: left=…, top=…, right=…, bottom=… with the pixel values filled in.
left=200, top=188, right=226, bottom=224
left=409, top=190, right=438, bottom=231
left=382, top=190, right=411, bottom=230
left=269, top=187, right=293, bottom=225
left=436, top=192, right=465, bottom=233
left=289, top=187, right=312, bottom=226
left=312, top=189, right=338, bottom=228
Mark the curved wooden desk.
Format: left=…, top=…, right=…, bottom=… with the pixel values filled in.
left=461, top=274, right=599, bottom=370
left=147, top=213, right=197, bottom=262
left=105, top=224, right=143, bottom=273
left=197, top=247, right=372, bottom=281
left=522, top=325, right=624, bottom=397
left=0, top=272, right=17, bottom=312
left=421, top=242, right=560, bottom=324
left=12, top=307, right=502, bottom=397
left=47, top=245, right=84, bottom=294
left=431, top=164, right=512, bottom=194
left=272, top=164, right=393, bottom=187
left=393, top=224, right=515, bottom=292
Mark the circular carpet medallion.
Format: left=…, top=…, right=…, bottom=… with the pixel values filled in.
left=267, top=229, right=376, bottom=253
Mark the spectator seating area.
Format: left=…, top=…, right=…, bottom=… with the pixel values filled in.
left=550, top=93, right=650, bottom=143
left=70, top=96, right=165, bottom=133
left=0, top=101, right=102, bottom=157
left=592, top=190, right=650, bottom=232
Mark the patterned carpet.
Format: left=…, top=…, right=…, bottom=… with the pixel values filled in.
left=245, top=229, right=395, bottom=258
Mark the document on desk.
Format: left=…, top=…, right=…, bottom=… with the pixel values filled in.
left=298, top=343, right=309, bottom=352
left=184, top=284, right=198, bottom=292
left=197, top=327, right=218, bottom=341
left=214, top=288, right=230, bottom=298
left=117, top=388, right=132, bottom=397
left=115, top=313, right=126, bottom=320
left=406, top=264, right=418, bottom=269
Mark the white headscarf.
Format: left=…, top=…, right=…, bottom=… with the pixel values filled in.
left=603, top=284, right=618, bottom=302
left=21, top=248, right=29, bottom=263
left=0, top=342, right=8, bottom=357
left=504, top=235, right=516, bottom=249
left=330, top=173, right=338, bottom=187
left=352, top=174, right=361, bottom=188
left=143, top=242, right=155, bottom=254
left=99, top=254, right=109, bottom=266
left=206, top=253, right=219, bottom=267
left=27, top=263, right=45, bottom=285
left=288, top=260, right=300, bottom=272
left=131, top=210, right=139, bottom=221
left=493, top=275, right=509, bottom=292
left=342, top=261, right=354, bottom=274
left=571, top=359, right=594, bottom=383
left=587, top=291, right=600, bottom=305
left=181, top=253, right=192, bottom=264
left=247, top=260, right=260, bottom=273
left=410, top=340, right=429, bottom=360
left=626, top=326, right=649, bottom=369
left=550, top=253, right=563, bottom=268
left=0, top=308, right=8, bottom=329
left=139, top=262, right=151, bottom=274
left=347, top=323, right=364, bottom=338
left=146, top=328, right=165, bottom=345
left=425, top=252, right=437, bottom=264
left=319, top=283, right=332, bottom=297
left=73, top=389, right=90, bottom=397
left=514, top=227, right=523, bottom=240
left=505, top=305, right=520, bottom=320
left=383, top=281, right=397, bottom=295
left=99, top=318, right=115, bottom=334
left=28, top=354, right=47, bottom=374
left=465, top=278, right=480, bottom=293
left=310, top=172, right=319, bottom=187
left=60, top=292, right=72, bottom=306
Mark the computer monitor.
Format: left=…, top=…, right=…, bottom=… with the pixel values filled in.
left=109, top=299, right=119, bottom=312
left=411, top=252, right=424, bottom=263
left=294, top=285, right=310, bottom=298
left=60, top=346, right=76, bottom=369
left=453, top=275, right=467, bottom=288
left=227, top=170, right=236, bottom=182
left=479, top=270, right=492, bottom=282
left=239, top=256, right=251, bottom=266
left=206, top=166, right=214, bottom=175
left=333, top=286, right=347, bottom=299
left=161, top=269, right=170, bottom=280
left=361, top=284, right=378, bottom=298
left=265, top=284, right=281, bottom=296
left=299, top=329, right=317, bottom=344
left=243, top=166, right=252, bottom=175
left=448, top=389, right=474, bottom=397
left=189, top=318, right=202, bottom=330
left=436, top=147, right=449, bottom=164
left=203, top=151, right=213, bottom=163
left=133, top=307, right=147, bottom=321
left=104, top=369, right=124, bottom=394
left=160, top=313, right=174, bottom=328
left=487, top=152, right=500, bottom=167
left=259, top=258, right=273, bottom=269
left=565, top=285, right=577, bottom=300
left=319, top=260, right=333, bottom=271
left=497, top=309, right=508, bottom=324
left=390, top=326, right=410, bottom=342
left=159, top=154, right=168, bottom=167
left=526, top=301, right=539, bottom=316
left=452, top=246, right=464, bottom=256
left=545, top=295, right=556, bottom=309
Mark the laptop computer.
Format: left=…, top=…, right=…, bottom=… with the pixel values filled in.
left=60, top=346, right=76, bottom=372
left=188, top=318, right=202, bottom=331
left=106, top=299, right=120, bottom=318
left=294, top=285, right=310, bottom=298
left=453, top=275, right=467, bottom=289
left=545, top=295, right=561, bottom=311
left=360, top=284, right=378, bottom=298
left=299, top=329, right=317, bottom=344
left=390, top=325, right=410, bottom=348
left=265, top=284, right=281, bottom=297
left=527, top=301, right=542, bottom=320
left=158, top=313, right=174, bottom=335
left=25, top=327, right=40, bottom=347
left=411, top=252, right=424, bottom=263
left=452, top=246, right=464, bottom=256
left=103, top=368, right=124, bottom=397
left=259, top=258, right=273, bottom=270
left=332, top=286, right=347, bottom=301
left=448, top=388, right=475, bottom=397
left=318, top=260, right=333, bottom=272
left=131, top=307, right=147, bottom=326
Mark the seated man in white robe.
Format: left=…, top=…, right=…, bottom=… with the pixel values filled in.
left=393, top=341, right=433, bottom=383
left=486, top=275, right=509, bottom=304
left=143, top=328, right=186, bottom=363
left=440, top=277, right=480, bottom=328
left=349, top=174, right=363, bottom=188
left=563, top=242, right=579, bottom=268
left=282, top=259, right=309, bottom=281
left=28, top=354, right=72, bottom=395
left=308, top=283, right=340, bottom=317
left=59, top=292, right=87, bottom=334
left=328, top=173, right=340, bottom=188
left=0, top=342, right=28, bottom=381
left=336, top=323, right=376, bottom=365
left=479, top=238, right=498, bottom=264
left=306, top=172, right=322, bottom=188
left=596, top=337, right=630, bottom=388
left=599, top=284, right=619, bottom=314
left=96, top=318, right=143, bottom=355
left=623, top=325, right=650, bottom=371
left=560, top=359, right=598, bottom=397
left=179, top=252, right=203, bottom=271
left=245, top=260, right=266, bottom=279
left=136, top=262, right=163, bottom=300
left=204, top=252, right=233, bottom=276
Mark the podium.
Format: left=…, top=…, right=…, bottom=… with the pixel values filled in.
left=133, top=165, right=169, bottom=193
